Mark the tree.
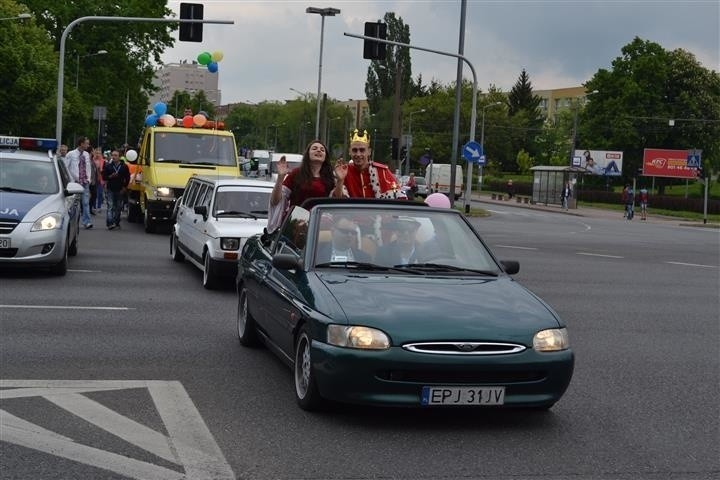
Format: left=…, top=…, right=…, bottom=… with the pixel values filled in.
left=582, top=37, right=720, bottom=185
left=515, top=149, right=534, bottom=174
left=20, top=0, right=176, bottom=146
left=0, top=0, right=57, bottom=136
left=506, top=69, right=544, bottom=168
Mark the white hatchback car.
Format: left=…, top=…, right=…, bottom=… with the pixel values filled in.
left=170, top=175, right=274, bottom=289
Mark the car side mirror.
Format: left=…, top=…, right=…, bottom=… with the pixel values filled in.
left=194, top=205, right=208, bottom=220
left=500, top=260, right=519, bottom=275
left=273, top=253, right=303, bottom=270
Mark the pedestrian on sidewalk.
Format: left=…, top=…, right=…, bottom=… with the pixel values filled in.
left=506, top=179, right=515, bottom=199
left=622, top=184, right=635, bottom=220
left=639, top=187, right=649, bottom=220
left=560, top=181, right=572, bottom=211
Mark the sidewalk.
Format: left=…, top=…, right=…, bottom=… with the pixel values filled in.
left=466, top=193, right=719, bottom=228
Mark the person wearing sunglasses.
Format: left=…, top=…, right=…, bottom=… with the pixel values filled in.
left=376, top=217, right=422, bottom=266
left=316, top=216, right=370, bottom=264
left=333, top=129, right=400, bottom=199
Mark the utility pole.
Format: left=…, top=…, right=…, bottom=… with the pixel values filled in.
left=391, top=60, right=402, bottom=172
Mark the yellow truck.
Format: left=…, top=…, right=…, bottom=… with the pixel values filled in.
left=127, top=125, right=241, bottom=232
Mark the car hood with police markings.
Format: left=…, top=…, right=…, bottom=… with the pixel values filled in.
left=316, top=272, right=562, bottom=345
left=0, top=191, right=55, bottom=222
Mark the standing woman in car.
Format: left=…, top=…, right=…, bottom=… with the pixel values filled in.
left=268, top=140, right=336, bottom=232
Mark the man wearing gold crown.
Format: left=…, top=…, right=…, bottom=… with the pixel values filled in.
left=333, top=129, right=400, bottom=199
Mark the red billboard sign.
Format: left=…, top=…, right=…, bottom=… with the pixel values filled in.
left=642, top=148, right=698, bottom=179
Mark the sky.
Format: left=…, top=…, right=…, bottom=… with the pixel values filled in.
left=160, top=0, right=720, bottom=105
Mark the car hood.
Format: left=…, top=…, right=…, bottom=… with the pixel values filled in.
left=317, top=273, right=561, bottom=344
left=0, top=191, right=55, bottom=222
left=205, top=218, right=268, bottom=237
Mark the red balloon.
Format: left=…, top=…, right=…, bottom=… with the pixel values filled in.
left=182, top=115, right=193, bottom=128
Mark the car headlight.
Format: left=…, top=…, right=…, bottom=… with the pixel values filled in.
left=533, top=328, right=569, bottom=352
left=153, top=187, right=173, bottom=197
left=221, top=237, right=240, bottom=250
left=327, top=325, right=390, bottom=350
left=31, top=213, right=63, bottom=231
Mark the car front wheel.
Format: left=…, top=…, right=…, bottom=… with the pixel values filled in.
left=202, top=253, right=219, bottom=289
left=170, top=232, right=184, bottom=262
left=294, top=324, right=324, bottom=411
left=237, top=287, right=259, bottom=347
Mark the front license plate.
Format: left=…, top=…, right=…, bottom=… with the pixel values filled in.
left=0, top=237, right=10, bottom=249
left=421, top=386, right=505, bottom=406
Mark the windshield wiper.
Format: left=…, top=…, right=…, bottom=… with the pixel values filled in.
left=0, top=187, right=35, bottom=193
left=155, top=159, right=183, bottom=164
left=393, top=263, right=499, bottom=276
left=250, top=210, right=268, bottom=215
left=314, top=261, right=424, bottom=274
left=215, top=210, right=258, bottom=219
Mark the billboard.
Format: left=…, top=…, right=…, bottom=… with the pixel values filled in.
left=642, top=148, right=699, bottom=179
left=574, top=150, right=623, bottom=176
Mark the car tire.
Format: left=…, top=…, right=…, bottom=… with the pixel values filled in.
left=237, top=286, right=259, bottom=347
left=294, top=324, right=324, bottom=411
left=170, top=232, right=184, bottom=262
left=143, top=206, right=156, bottom=233
left=50, top=243, right=68, bottom=276
left=202, top=253, right=219, bottom=290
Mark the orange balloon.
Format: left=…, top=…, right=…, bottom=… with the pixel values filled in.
left=193, top=114, right=207, bottom=127
left=182, top=115, right=194, bottom=128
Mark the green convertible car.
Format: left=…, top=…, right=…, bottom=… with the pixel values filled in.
left=236, top=198, right=574, bottom=411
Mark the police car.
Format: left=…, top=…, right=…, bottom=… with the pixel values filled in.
left=0, top=136, right=83, bottom=275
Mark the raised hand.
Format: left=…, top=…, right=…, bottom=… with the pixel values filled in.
left=334, top=160, right=348, bottom=181
left=277, top=156, right=288, bottom=176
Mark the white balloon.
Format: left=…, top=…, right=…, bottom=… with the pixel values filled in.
left=125, top=149, right=138, bottom=162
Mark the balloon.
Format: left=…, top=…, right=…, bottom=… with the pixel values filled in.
left=211, top=50, right=224, bottom=62
left=153, top=102, right=167, bottom=116
left=207, top=61, right=218, bottom=73
left=425, top=192, right=451, bottom=209
left=145, top=113, right=159, bottom=126
left=197, top=52, right=211, bottom=65
left=182, top=115, right=194, bottom=128
left=198, top=110, right=208, bottom=118
left=125, top=149, right=138, bottom=162
left=159, top=114, right=176, bottom=127
left=193, top=114, right=207, bottom=127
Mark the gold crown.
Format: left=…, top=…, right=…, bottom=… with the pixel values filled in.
left=350, top=129, right=370, bottom=144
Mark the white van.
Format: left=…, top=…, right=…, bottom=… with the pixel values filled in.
left=249, top=149, right=271, bottom=177
left=425, top=163, right=463, bottom=200
left=270, top=152, right=303, bottom=182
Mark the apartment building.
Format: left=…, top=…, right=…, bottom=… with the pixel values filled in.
left=148, top=60, right=221, bottom=109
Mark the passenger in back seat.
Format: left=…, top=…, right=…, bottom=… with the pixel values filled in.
left=316, top=216, right=370, bottom=264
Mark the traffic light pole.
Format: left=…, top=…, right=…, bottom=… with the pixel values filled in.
left=344, top=32, right=478, bottom=209
left=55, top=16, right=234, bottom=145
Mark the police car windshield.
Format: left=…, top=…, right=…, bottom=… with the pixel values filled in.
left=154, top=132, right=236, bottom=166
left=0, top=157, right=59, bottom=194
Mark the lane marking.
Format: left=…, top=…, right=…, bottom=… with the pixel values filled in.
left=0, top=305, right=132, bottom=311
left=68, top=269, right=102, bottom=273
left=0, top=380, right=235, bottom=480
left=494, top=245, right=538, bottom=250
left=665, top=261, right=717, bottom=268
left=576, top=252, right=624, bottom=259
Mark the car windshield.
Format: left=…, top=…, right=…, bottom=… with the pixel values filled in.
left=154, top=132, right=237, bottom=166
left=0, top=157, right=59, bottom=194
left=311, top=207, right=500, bottom=274
left=213, top=187, right=271, bottom=218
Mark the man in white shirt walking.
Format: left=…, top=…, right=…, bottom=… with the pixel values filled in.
left=65, top=136, right=93, bottom=229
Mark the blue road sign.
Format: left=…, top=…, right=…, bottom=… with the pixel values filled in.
left=462, top=140, right=483, bottom=163
left=687, top=153, right=701, bottom=168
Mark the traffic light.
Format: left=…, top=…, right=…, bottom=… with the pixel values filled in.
left=363, top=21, right=387, bottom=60
left=179, top=3, right=203, bottom=42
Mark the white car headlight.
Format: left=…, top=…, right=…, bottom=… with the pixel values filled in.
left=31, top=213, right=62, bottom=231
left=327, top=325, right=390, bottom=350
left=153, top=187, right=173, bottom=197
left=533, top=328, right=569, bottom=352
left=221, top=237, right=240, bottom=250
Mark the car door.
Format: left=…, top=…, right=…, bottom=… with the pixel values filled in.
left=175, top=179, right=199, bottom=256
left=260, top=207, right=310, bottom=357
left=186, top=183, right=212, bottom=259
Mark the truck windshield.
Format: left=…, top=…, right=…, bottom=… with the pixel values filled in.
left=154, top=132, right=237, bottom=166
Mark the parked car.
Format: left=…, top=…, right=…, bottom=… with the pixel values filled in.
left=0, top=136, right=83, bottom=276
left=170, top=175, right=274, bottom=289
left=236, top=198, right=574, bottom=410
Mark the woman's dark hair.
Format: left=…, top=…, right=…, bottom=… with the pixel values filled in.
left=289, top=140, right=334, bottom=205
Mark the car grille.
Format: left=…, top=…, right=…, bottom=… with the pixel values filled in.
left=377, top=370, right=545, bottom=384
left=0, top=248, right=19, bottom=258
left=0, top=219, right=20, bottom=235
left=402, top=342, right=526, bottom=355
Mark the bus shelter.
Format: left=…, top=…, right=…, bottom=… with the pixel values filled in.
left=530, top=166, right=586, bottom=209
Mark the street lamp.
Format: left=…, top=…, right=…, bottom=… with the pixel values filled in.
left=0, top=13, right=31, bottom=21
left=76, top=50, right=107, bottom=89
left=406, top=108, right=426, bottom=175
left=477, top=101, right=503, bottom=192
left=289, top=87, right=311, bottom=101
left=568, top=90, right=599, bottom=166
left=326, top=116, right=341, bottom=155
left=306, top=6, right=341, bottom=139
